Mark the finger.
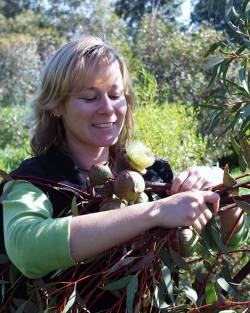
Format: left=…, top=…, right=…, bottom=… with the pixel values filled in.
left=198, top=200, right=213, bottom=221
left=171, top=170, right=190, bottom=194
left=187, top=177, right=208, bottom=191
left=179, top=176, right=200, bottom=192
left=193, top=220, right=203, bottom=233
left=203, top=191, right=220, bottom=213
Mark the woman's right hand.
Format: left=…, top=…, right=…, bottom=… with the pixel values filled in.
left=154, top=190, right=220, bottom=232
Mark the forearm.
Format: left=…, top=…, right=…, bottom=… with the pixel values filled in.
left=70, top=201, right=158, bottom=262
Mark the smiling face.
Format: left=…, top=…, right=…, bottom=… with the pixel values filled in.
left=58, top=60, right=127, bottom=152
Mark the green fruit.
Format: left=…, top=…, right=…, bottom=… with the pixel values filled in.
left=134, top=192, right=149, bottom=203
left=114, top=170, right=145, bottom=202
left=89, top=163, right=113, bottom=185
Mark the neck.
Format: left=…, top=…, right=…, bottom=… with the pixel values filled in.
left=66, top=140, right=109, bottom=171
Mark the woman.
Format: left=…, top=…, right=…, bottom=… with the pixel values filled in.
left=1, top=36, right=247, bottom=312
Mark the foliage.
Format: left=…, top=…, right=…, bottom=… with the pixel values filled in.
left=133, top=68, right=208, bottom=172
left=204, top=0, right=250, bottom=172
left=191, top=0, right=248, bottom=35
left=0, top=33, right=41, bottom=106
left=114, top=0, right=183, bottom=35
left=134, top=103, right=208, bottom=173
left=0, top=106, right=30, bottom=171
left=135, top=15, right=224, bottom=105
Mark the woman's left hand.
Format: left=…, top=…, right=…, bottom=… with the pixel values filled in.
left=171, top=166, right=223, bottom=194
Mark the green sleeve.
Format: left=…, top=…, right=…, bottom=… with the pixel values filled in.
left=2, top=180, right=75, bottom=279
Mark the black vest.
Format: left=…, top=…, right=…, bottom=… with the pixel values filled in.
left=0, top=146, right=173, bottom=312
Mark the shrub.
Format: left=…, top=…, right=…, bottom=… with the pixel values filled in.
left=0, top=33, right=41, bottom=106
left=0, top=106, right=31, bottom=172
left=134, top=102, right=208, bottom=173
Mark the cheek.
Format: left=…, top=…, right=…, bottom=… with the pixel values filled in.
left=117, top=100, right=128, bottom=118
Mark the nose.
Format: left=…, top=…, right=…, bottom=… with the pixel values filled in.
left=98, top=94, right=114, bottom=114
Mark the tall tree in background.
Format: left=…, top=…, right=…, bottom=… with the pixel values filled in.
left=191, top=0, right=248, bottom=35
left=114, top=0, right=183, bottom=35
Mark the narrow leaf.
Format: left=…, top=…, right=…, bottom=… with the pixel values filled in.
left=103, top=275, right=133, bottom=290
left=159, top=248, right=175, bottom=272
left=217, top=277, right=238, bottom=298
left=62, top=285, right=76, bottom=313
left=205, top=281, right=217, bottom=304
left=161, top=264, right=175, bottom=304
left=126, top=275, right=138, bottom=313
left=239, top=67, right=249, bottom=94
left=225, top=0, right=234, bottom=19
left=204, top=57, right=225, bottom=70
left=240, top=137, right=250, bottom=168
left=71, top=196, right=78, bottom=216
left=234, top=199, right=250, bottom=215
left=183, top=284, right=198, bottom=304
left=107, top=257, right=135, bottom=274
left=223, top=164, right=237, bottom=187
left=154, top=285, right=169, bottom=309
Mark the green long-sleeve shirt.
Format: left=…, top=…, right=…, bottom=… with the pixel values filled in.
left=2, top=180, right=249, bottom=279
left=2, top=180, right=75, bottom=279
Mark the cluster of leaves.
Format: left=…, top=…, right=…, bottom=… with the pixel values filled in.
left=1, top=160, right=249, bottom=313
left=204, top=0, right=250, bottom=171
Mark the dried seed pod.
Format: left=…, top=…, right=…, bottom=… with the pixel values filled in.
left=134, top=192, right=149, bottom=204
left=178, top=227, right=198, bottom=257
left=99, top=197, right=127, bottom=211
left=89, top=163, right=113, bottom=186
left=114, top=170, right=145, bottom=202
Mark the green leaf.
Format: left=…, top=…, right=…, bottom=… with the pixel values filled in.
left=242, top=0, right=250, bottom=15
left=154, top=284, right=169, bottom=309
left=62, top=285, right=76, bottom=313
left=107, top=257, right=135, bottom=274
left=231, top=138, right=247, bottom=172
left=161, top=264, right=175, bottom=304
left=103, top=275, right=133, bottom=290
left=205, top=281, right=217, bottom=304
left=223, top=164, right=237, bottom=187
left=159, top=248, right=175, bottom=272
left=204, top=57, right=225, bottom=70
left=126, top=275, right=138, bottom=313
left=71, top=196, right=78, bottom=216
left=204, top=41, right=223, bottom=57
left=239, top=67, right=249, bottom=94
left=210, top=223, right=228, bottom=254
left=234, top=199, right=250, bottom=215
left=169, top=248, right=189, bottom=271
left=207, top=110, right=223, bottom=135
left=217, top=277, right=238, bottom=298
left=225, top=0, right=234, bottom=20
left=182, top=283, right=197, bottom=304
left=240, top=137, right=250, bottom=168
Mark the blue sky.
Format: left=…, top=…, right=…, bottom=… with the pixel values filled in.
left=177, top=0, right=193, bottom=24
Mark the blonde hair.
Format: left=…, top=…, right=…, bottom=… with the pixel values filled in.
left=30, top=36, right=134, bottom=156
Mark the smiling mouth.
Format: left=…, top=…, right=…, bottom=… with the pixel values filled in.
left=93, top=122, right=116, bottom=128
